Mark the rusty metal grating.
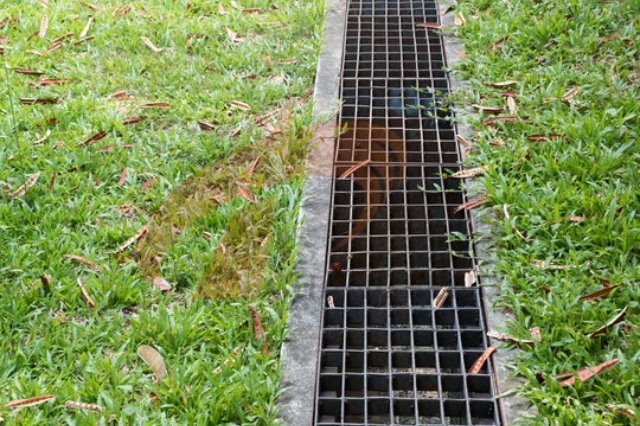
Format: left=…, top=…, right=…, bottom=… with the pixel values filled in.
left=314, top=0, right=501, bottom=425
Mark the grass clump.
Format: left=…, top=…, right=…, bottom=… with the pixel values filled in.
left=0, top=0, right=324, bottom=424
left=453, top=0, right=639, bottom=423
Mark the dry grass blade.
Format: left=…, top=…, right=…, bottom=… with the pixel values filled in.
left=80, top=131, right=107, bottom=146
left=63, top=254, right=99, bottom=271
left=339, top=159, right=371, bottom=178
left=433, top=287, right=449, bottom=309
left=450, top=165, right=488, bottom=178
left=80, top=17, right=93, bottom=38
left=34, top=130, right=51, bottom=145
left=464, top=271, right=476, bottom=287
left=587, top=307, right=627, bottom=337
left=507, top=96, right=517, bottom=114
left=115, top=226, right=148, bottom=253
left=139, top=102, right=170, bottom=109
left=487, top=330, right=535, bottom=348
left=469, top=346, right=496, bottom=374
left=416, top=23, right=441, bottom=29
left=558, top=358, right=620, bottom=387
left=39, top=15, right=48, bottom=38
left=472, top=104, right=503, bottom=114
left=141, top=36, right=163, bottom=53
left=152, top=277, right=172, bottom=292
left=579, top=284, right=620, bottom=302
left=76, top=278, right=96, bottom=309
left=230, top=100, right=251, bottom=111
left=137, top=345, right=167, bottom=382
left=64, top=401, right=102, bottom=412
left=6, top=395, right=56, bottom=409
left=483, top=81, right=518, bottom=87
left=562, top=86, right=580, bottom=102
left=454, top=197, right=488, bottom=213
left=528, top=134, right=562, bottom=142
left=73, top=35, right=95, bottom=46
left=454, top=12, right=467, bottom=26
left=455, top=135, right=471, bottom=147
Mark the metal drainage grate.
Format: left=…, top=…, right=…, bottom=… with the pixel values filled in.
left=313, top=0, right=501, bottom=425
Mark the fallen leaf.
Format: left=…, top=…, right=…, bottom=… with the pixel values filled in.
left=139, top=102, right=171, bottom=109
left=73, top=35, right=95, bottom=46
left=80, top=131, right=107, bottom=146
left=469, top=346, right=496, bottom=374
left=275, top=58, right=297, bottom=64
left=330, top=262, right=342, bottom=272
left=79, top=1, right=100, bottom=12
left=239, top=188, right=255, bottom=202
left=327, top=296, right=335, bottom=308
left=242, top=8, right=262, bottom=14
left=500, top=91, right=517, bottom=97
left=246, top=156, right=261, bottom=176
left=568, top=216, right=585, bottom=222
left=255, top=110, right=278, bottom=126
left=63, top=254, right=99, bottom=271
left=44, top=41, right=63, bottom=55
left=80, top=16, right=93, bottom=38
left=202, top=231, right=212, bottom=242
left=64, top=401, right=102, bottom=412
left=141, top=36, right=163, bottom=53
left=137, top=345, right=167, bottom=382
left=455, top=135, right=471, bottom=147
left=118, top=167, right=127, bottom=186
left=109, top=90, right=130, bottom=100
left=558, top=358, right=619, bottom=387
left=196, top=120, right=215, bottom=131
left=433, top=287, right=449, bottom=309
left=48, top=173, right=56, bottom=190
left=527, top=134, right=562, bottom=142
left=152, top=277, right=172, bottom=292
left=33, top=130, right=51, bottom=145
left=218, top=4, right=226, bottom=14
left=487, top=330, right=535, bottom=348
left=142, top=177, right=156, bottom=190
left=230, top=0, right=240, bottom=8
left=464, top=271, right=476, bottom=287
left=450, top=165, right=488, bottom=178
left=579, top=284, right=620, bottom=302
left=482, top=116, right=521, bottom=125
left=14, top=68, right=45, bottom=76
left=454, top=12, right=467, bottom=26
left=20, top=97, right=60, bottom=105
left=453, top=197, right=488, bottom=213
left=76, top=278, right=96, bottom=309
left=529, top=327, right=542, bottom=342
left=230, top=100, right=251, bottom=111
left=483, top=81, right=518, bottom=88
left=562, top=86, right=580, bottom=102
left=123, top=116, right=147, bottom=125
left=416, top=23, right=441, bottom=29
left=453, top=49, right=468, bottom=60
left=472, top=104, right=503, bottom=114
left=489, top=35, right=510, bottom=51
left=6, top=395, right=56, bottom=409
left=40, top=275, right=50, bottom=291
left=38, top=0, right=49, bottom=7
left=605, top=404, right=636, bottom=419
left=226, top=28, right=243, bottom=43
left=29, top=78, right=69, bottom=87
left=339, top=159, right=371, bottom=178
left=587, top=307, right=628, bottom=337
left=38, top=15, right=48, bottom=38
left=114, top=5, right=132, bottom=17
left=250, top=307, right=269, bottom=356
left=507, top=96, right=517, bottom=114
left=114, top=225, right=148, bottom=253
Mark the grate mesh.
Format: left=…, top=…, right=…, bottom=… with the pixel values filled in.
left=314, top=0, right=500, bottom=425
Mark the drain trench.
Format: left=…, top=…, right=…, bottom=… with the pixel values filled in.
left=313, top=0, right=501, bottom=424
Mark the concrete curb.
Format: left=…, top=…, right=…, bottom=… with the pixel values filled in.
left=278, top=0, right=346, bottom=424
left=439, top=1, right=536, bottom=424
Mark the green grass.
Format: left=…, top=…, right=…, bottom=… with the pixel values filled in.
left=0, top=0, right=324, bottom=424
left=453, top=0, right=639, bottom=423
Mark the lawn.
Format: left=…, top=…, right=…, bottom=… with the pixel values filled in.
left=453, top=0, right=639, bottom=423
left=0, top=0, right=324, bottom=424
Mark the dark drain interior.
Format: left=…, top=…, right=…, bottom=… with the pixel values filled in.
left=314, top=0, right=500, bottom=425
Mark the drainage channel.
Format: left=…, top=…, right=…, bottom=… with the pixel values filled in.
left=313, top=0, right=501, bottom=425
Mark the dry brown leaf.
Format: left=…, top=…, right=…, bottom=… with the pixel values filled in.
left=246, top=156, right=261, bottom=176
left=242, top=8, right=262, bottom=14
left=450, top=165, right=488, bottom=178
left=531, top=260, right=569, bottom=270
left=230, top=100, right=251, bottom=111
left=24, top=173, right=40, bottom=190
left=558, top=358, right=619, bottom=387
left=472, top=104, right=503, bottom=114
left=507, top=96, right=517, bottom=114
left=250, top=307, right=269, bottom=356
left=44, top=41, right=63, bottom=55
left=142, top=177, right=156, bottom=190
left=453, top=49, right=468, bottom=60
left=455, top=135, right=471, bottom=147
left=20, top=97, right=60, bottom=105
left=433, top=287, right=449, bottom=309
left=527, top=134, right=562, bottom=142
left=218, top=4, right=226, bottom=14
left=487, top=330, right=535, bottom=348
left=139, top=102, right=171, bottom=109
left=63, top=254, right=99, bottom=271
left=39, top=15, right=48, bottom=38
left=327, top=296, right=335, bottom=308
left=80, top=17, right=93, bottom=38
left=454, top=12, right=467, bottom=26
left=115, top=226, right=149, bottom=255
left=579, top=284, right=620, bottom=302
left=469, top=346, right=496, bottom=374
left=483, top=80, right=518, bottom=88
left=29, top=78, right=69, bottom=87
left=587, top=307, right=627, bottom=338
left=141, top=36, right=163, bottom=53
left=197, top=120, right=215, bottom=131
left=34, top=130, right=51, bottom=145
left=562, top=86, right=580, bottom=102
left=568, top=216, right=585, bottom=222
left=416, top=23, right=441, bottom=29
left=483, top=116, right=521, bottom=125
left=152, top=276, right=172, bottom=292
left=605, top=404, right=636, bottom=419
left=6, top=394, right=56, bottom=409
left=40, top=275, right=50, bottom=291
left=73, top=35, right=95, bottom=46
left=137, top=345, right=167, bottom=382
left=529, top=327, right=542, bottom=342
left=114, top=5, right=132, bottom=17
left=226, top=28, right=243, bottom=43
left=464, top=271, right=476, bottom=287
left=339, top=159, right=371, bottom=179
left=123, top=115, right=147, bottom=125
left=15, top=68, right=45, bottom=76
left=76, top=278, right=96, bottom=309
left=454, top=197, right=488, bottom=213
left=80, top=130, right=107, bottom=146
left=64, top=401, right=102, bottom=412
left=48, top=173, right=56, bottom=190
left=255, top=110, right=278, bottom=126
left=53, top=33, right=76, bottom=44
left=238, top=188, right=255, bottom=202
left=489, top=35, right=510, bottom=51
left=79, top=1, right=100, bottom=11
